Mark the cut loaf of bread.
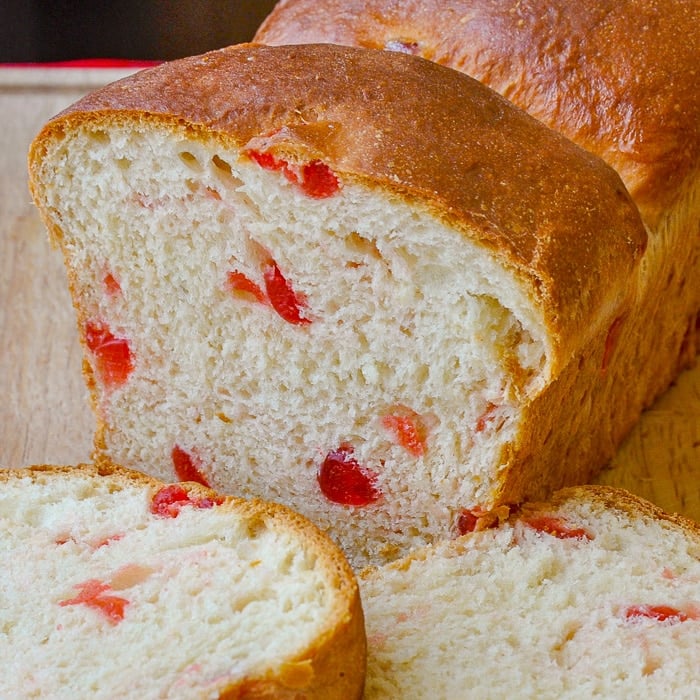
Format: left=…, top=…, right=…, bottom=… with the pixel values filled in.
left=256, top=0, right=700, bottom=462
left=28, top=43, right=646, bottom=567
left=360, top=486, right=700, bottom=699
left=0, top=463, right=365, bottom=699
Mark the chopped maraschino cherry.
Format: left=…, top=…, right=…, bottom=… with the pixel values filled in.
left=103, top=272, right=122, bottom=297
left=93, top=533, right=124, bottom=548
left=248, top=149, right=297, bottom=181
left=523, top=515, right=593, bottom=540
left=624, top=604, right=690, bottom=623
left=262, top=260, right=311, bottom=325
left=247, top=149, right=339, bottom=199
left=298, top=160, right=340, bottom=198
left=475, top=403, right=499, bottom=433
left=225, top=270, right=267, bottom=304
left=84, top=320, right=134, bottom=388
left=59, top=579, right=129, bottom=625
left=172, top=445, right=210, bottom=487
left=226, top=257, right=313, bottom=326
left=382, top=412, right=427, bottom=457
left=318, top=445, right=381, bottom=506
left=150, top=484, right=222, bottom=518
left=455, top=505, right=515, bottom=535
left=457, top=509, right=480, bottom=535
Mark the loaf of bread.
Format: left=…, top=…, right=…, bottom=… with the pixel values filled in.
left=360, top=486, right=700, bottom=698
left=255, top=0, right=699, bottom=227
left=28, top=43, right=646, bottom=567
left=0, top=462, right=365, bottom=699
left=256, top=0, right=700, bottom=453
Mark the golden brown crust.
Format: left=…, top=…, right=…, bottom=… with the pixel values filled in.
left=255, top=0, right=700, bottom=228
left=1, top=462, right=366, bottom=699
left=28, top=42, right=646, bottom=367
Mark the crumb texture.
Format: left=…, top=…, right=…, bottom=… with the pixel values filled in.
left=35, top=120, right=546, bottom=567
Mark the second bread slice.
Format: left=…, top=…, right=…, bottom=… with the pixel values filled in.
left=0, top=462, right=365, bottom=700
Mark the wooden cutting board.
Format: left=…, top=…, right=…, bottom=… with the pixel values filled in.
left=2, top=68, right=699, bottom=520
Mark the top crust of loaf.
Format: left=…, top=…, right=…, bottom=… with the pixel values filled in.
left=0, top=462, right=365, bottom=699
left=29, top=42, right=646, bottom=367
left=255, top=0, right=700, bottom=228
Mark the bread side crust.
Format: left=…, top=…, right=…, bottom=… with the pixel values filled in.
left=0, top=462, right=366, bottom=699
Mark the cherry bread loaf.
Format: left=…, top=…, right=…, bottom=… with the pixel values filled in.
left=360, top=486, right=700, bottom=699
left=256, top=0, right=700, bottom=461
left=256, top=0, right=699, bottom=228
left=0, top=462, right=365, bottom=699
left=28, top=43, right=646, bottom=567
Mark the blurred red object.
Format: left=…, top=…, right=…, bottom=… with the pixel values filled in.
left=1, top=59, right=161, bottom=68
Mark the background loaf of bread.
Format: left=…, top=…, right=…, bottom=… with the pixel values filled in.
left=28, top=43, right=645, bottom=567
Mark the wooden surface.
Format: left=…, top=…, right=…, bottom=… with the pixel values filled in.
left=2, top=68, right=699, bottom=521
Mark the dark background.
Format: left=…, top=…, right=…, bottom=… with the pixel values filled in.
left=0, top=1, right=279, bottom=63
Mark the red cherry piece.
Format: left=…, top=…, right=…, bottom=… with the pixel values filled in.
left=84, top=320, right=134, bottom=388
left=299, top=160, right=340, bottom=198
left=456, top=509, right=480, bottom=535
left=455, top=505, right=510, bottom=536
left=602, top=316, right=624, bottom=371
left=59, top=579, right=129, bottom=625
left=172, top=445, right=210, bottom=487
left=318, top=446, right=381, bottom=506
left=150, top=484, right=193, bottom=518
left=523, top=515, right=593, bottom=540
left=247, top=149, right=298, bottom=183
left=103, top=272, right=122, bottom=296
left=624, top=605, right=689, bottom=623
left=382, top=413, right=426, bottom=457
left=225, top=270, right=267, bottom=304
left=475, top=403, right=498, bottom=433
left=150, top=484, right=222, bottom=518
left=247, top=149, right=284, bottom=173
left=263, top=260, right=311, bottom=325
left=248, top=149, right=339, bottom=198
left=93, top=533, right=124, bottom=548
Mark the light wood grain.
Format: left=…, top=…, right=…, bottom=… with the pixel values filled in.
left=1, top=69, right=698, bottom=521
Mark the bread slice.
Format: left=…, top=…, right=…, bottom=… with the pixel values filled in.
left=28, top=43, right=646, bottom=567
left=360, top=486, right=700, bottom=698
left=255, top=0, right=700, bottom=472
left=0, top=463, right=365, bottom=699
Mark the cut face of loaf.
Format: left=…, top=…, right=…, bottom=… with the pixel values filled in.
left=0, top=463, right=365, bottom=700
left=28, top=44, right=646, bottom=567
left=360, top=486, right=700, bottom=699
